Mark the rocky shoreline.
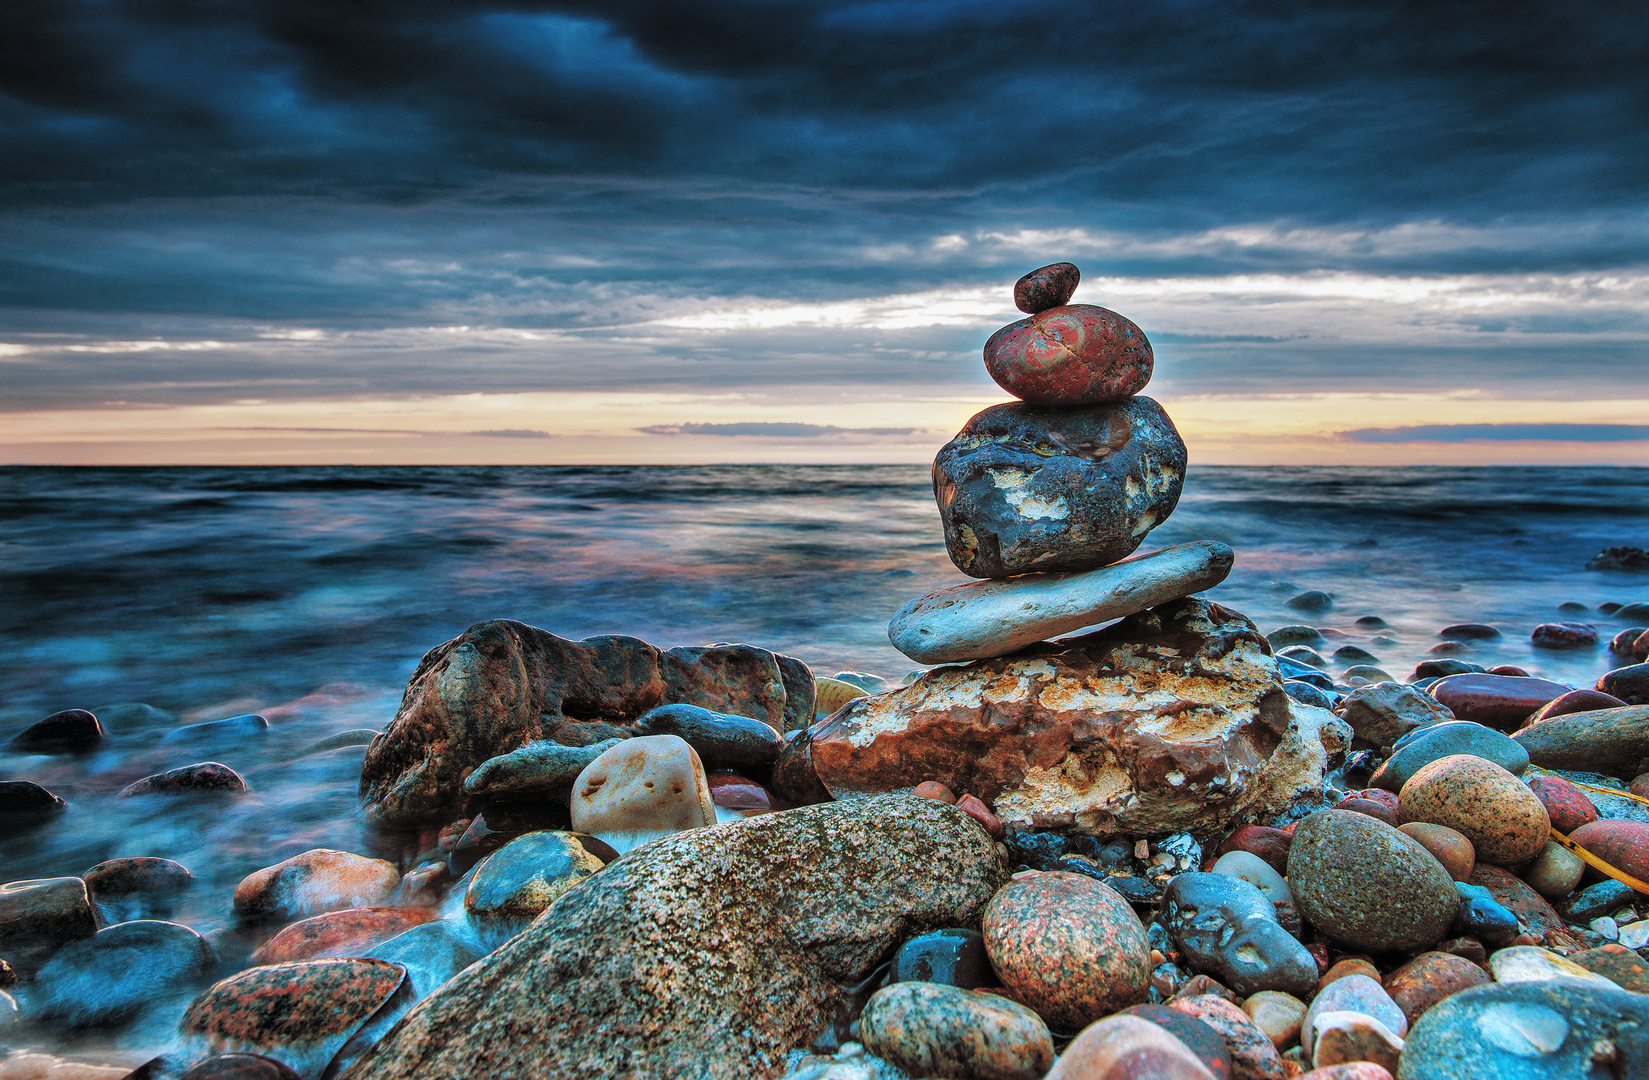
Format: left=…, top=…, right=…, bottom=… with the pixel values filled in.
left=3, top=266, right=1649, bottom=1079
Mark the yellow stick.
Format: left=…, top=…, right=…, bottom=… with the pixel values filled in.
left=1549, top=827, right=1649, bottom=896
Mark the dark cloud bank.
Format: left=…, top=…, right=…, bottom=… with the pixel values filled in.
left=2, top=0, right=1647, bottom=413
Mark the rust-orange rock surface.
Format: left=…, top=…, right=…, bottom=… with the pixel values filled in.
left=808, top=598, right=1349, bottom=836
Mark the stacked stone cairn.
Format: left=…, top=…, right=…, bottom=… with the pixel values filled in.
left=11, top=268, right=1649, bottom=1080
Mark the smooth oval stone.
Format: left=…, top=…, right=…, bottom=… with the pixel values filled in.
left=888, top=540, right=1233, bottom=664
left=1412, top=659, right=1484, bottom=680
left=1399, top=755, right=1550, bottom=865
left=982, top=871, right=1150, bottom=1031
left=1013, top=262, right=1080, bottom=314
left=1121, top=1004, right=1234, bottom=1079
left=464, top=831, right=604, bottom=948
left=294, top=729, right=381, bottom=758
left=1310, top=1010, right=1404, bottom=1074
left=84, top=857, right=193, bottom=922
left=1488, top=944, right=1620, bottom=988
left=1287, top=591, right=1334, bottom=613
left=1599, top=662, right=1649, bottom=705
left=633, top=704, right=783, bottom=772
left=362, top=920, right=482, bottom=1002
left=0, top=779, right=67, bottom=815
left=1243, top=990, right=1307, bottom=1051
left=1046, top=1014, right=1216, bottom=1080
left=1209, top=851, right=1292, bottom=907
left=1513, top=702, right=1649, bottom=772
left=1523, top=774, right=1598, bottom=833
left=159, top=714, right=269, bottom=745
left=1286, top=810, right=1458, bottom=953
left=1334, top=646, right=1380, bottom=665
left=1397, top=823, right=1475, bottom=882
left=8, top=708, right=103, bottom=753
left=1268, top=626, right=1326, bottom=646
left=1454, top=882, right=1518, bottom=945
left=910, top=780, right=957, bottom=804
left=1401, top=980, right=1649, bottom=1080
left=1336, top=683, right=1454, bottom=749
left=1160, top=873, right=1316, bottom=998
left=1526, top=689, right=1628, bottom=725
left=251, top=908, right=435, bottom=965
left=1343, top=666, right=1394, bottom=684
left=461, top=738, right=620, bottom=802
left=1285, top=682, right=1336, bottom=710
left=1469, top=864, right=1580, bottom=951
left=1383, top=951, right=1491, bottom=1027
left=983, top=303, right=1153, bottom=405
left=33, top=919, right=213, bottom=1026
left=118, top=761, right=248, bottom=797
left=886, top=927, right=993, bottom=989
left=1300, top=974, right=1407, bottom=1056
left=1610, top=627, right=1649, bottom=654
left=859, top=981, right=1054, bottom=1080
left=232, top=850, right=400, bottom=923
left=1522, top=841, right=1584, bottom=900
left=1568, top=819, right=1649, bottom=881
left=1427, top=675, right=1571, bottom=731
left=1163, top=994, right=1285, bottom=1080
left=569, top=734, right=716, bottom=854
left=1215, top=826, right=1292, bottom=877
left=706, top=771, right=784, bottom=815
left=1278, top=646, right=1328, bottom=669
left=179, top=1055, right=302, bottom=1080
left=178, top=958, right=406, bottom=1080
left=1440, top=624, right=1500, bottom=641
left=1560, top=878, right=1636, bottom=922
left=1569, top=943, right=1649, bottom=993
left=0, top=876, right=97, bottom=970
left=813, top=676, right=871, bottom=719
left=932, top=397, right=1186, bottom=579
left=1531, top=622, right=1599, bottom=649
left=1370, top=722, right=1528, bottom=792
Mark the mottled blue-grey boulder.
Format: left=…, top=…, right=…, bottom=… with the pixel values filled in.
left=1159, top=872, right=1317, bottom=997
left=1370, top=722, right=1528, bottom=791
left=634, top=703, right=784, bottom=771
left=33, top=919, right=213, bottom=1026
left=1399, top=979, right=1649, bottom=1079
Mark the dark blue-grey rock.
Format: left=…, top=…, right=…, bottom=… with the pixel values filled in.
left=364, top=920, right=483, bottom=1002
left=1454, top=882, right=1518, bottom=946
left=0, top=876, right=97, bottom=971
left=1560, top=879, right=1637, bottom=922
left=1599, top=663, right=1649, bottom=705
left=931, top=396, right=1186, bottom=578
left=1334, top=645, right=1381, bottom=664
left=83, top=857, right=194, bottom=923
left=1370, top=721, right=1529, bottom=791
left=1399, top=979, right=1649, bottom=1079
left=1440, top=623, right=1502, bottom=640
left=1284, top=681, right=1336, bottom=710
left=0, top=780, right=66, bottom=815
left=159, top=714, right=269, bottom=747
left=118, top=762, right=248, bottom=797
left=8, top=709, right=104, bottom=753
left=1287, top=591, right=1334, bottom=613
left=1337, top=682, right=1454, bottom=748
left=885, top=928, right=994, bottom=990
left=1618, top=602, right=1649, bottom=620
left=1003, top=829, right=1071, bottom=871
left=461, top=739, right=620, bottom=802
left=1268, top=626, right=1326, bottom=647
left=1159, top=872, right=1317, bottom=996
left=33, top=919, right=214, bottom=1026
left=1287, top=671, right=1337, bottom=694
left=1278, top=646, right=1328, bottom=669
left=634, top=703, right=784, bottom=771
left=1413, top=659, right=1487, bottom=680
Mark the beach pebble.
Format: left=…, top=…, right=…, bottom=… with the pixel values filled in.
left=1453, top=882, right=1518, bottom=945
left=1400, top=979, right=1649, bottom=1079
left=1286, top=591, right=1334, bottom=613
left=461, top=738, right=619, bottom=801
left=159, top=713, right=269, bottom=747
left=250, top=907, right=434, bottom=965
left=813, top=676, right=871, bottom=719
left=1164, top=993, right=1286, bottom=1080
left=1046, top=1014, right=1215, bottom=1079
left=1568, top=943, right=1649, bottom=993
left=888, top=540, right=1233, bottom=664
left=1567, top=818, right=1649, bottom=880
left=1411, top=659, right=1481, bottom=680
left=1370, top=722, right=1527, bottom=792
left=633, top=703, right=783, bottom=771
left=1531, top=622, right=1599, bottom=649
left=1514, top=702, right=1649, bottom=771
left=33, top=919, right=213, bottom=1026
left=1119, top=1004, right=1234, bottom=1078
left=1215, top=826, right=1292, bottom=876
left=885, top=928, right=994, bottom=989
left=83, top=857, right=193, bottom=922
left=1523, top=774, right=1597, bottom=832
left=1285, top=682, right=1336, bottom=709
left=1525, top=689, right=1628, bottom=724
left=707, top=771, right=784, bottom=815
left=1268, top=626, right=1325, bottom=646
left=1487, top=944, right=1620, bottom=988
left=463, top=831, right=604, bottom=948
left=1396, top=823, right=1475, bottom=881
left=1242, top=990, right=1306, bottom=1050
left=1599, top=662, right=1649, bottom=704
left=1382, top=952, right=1491, bottom=1026
left=1301, top=975, right=1407, bottom=1056
left=1623, top=919, right=1649, bottom=950
left=1309, top=1012, right=1403, bottom=1074
left=1334, top=646, right=1380, bottom=664
left=118, top=761, right=248, bottom=797
left=177, top=1054, right=303, bottom=1079
left=1439, top=623, right=1500, bottom=640
left=857, top=981, right=1053, bottom=1080
left=232, top=849, right=400, bottom=923
left=1334, top=790, right=1399, bottom=828
left=1335, top=683, right=1452, bottom=748
left=0, top=780, right=67, bottom=815
left=1426, top=675, right=1571, bottom=731
left=569, top=734, right=716, bottom=853
left=1467, top=866, right=1579, bottom=952
left=1427, top=641, right=1468, bottom=655
left=1278, top=646, right=1328, bottom=669
left=0, top=876, right=97, bottom=970
left=983, top=303, right=1153, bottom=405
left=1343, top=666, right=1394, bottom=684
left=1610, top=627, right=1649, bottom=655
left=982, top=871, right=1150, bottom=1030
left=931, top=397, right=1185, bottom=578
left=1286, top=810, right=1458, bottom=953
left=955, top=793, right=1004, bottom=837
left=1318, top=958, right=1379, bottom=993
left=1161, top=872, right=1316, bottom=997
left=911, top=780, right=957, bottom=803
left=1521, top=841, right=1584, bottom=899
left=1013, top=262, right=1080, bottom=314
left=1398, top=755, right=1550, bottom=865
left=7, top=709, right=104, bottom=753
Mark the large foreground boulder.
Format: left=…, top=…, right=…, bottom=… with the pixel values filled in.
left=359, top=620, right=815, bottom=827
left=808, top=598, right=1349, bottom=836
left=341, top=795, right=1007, bottom=1080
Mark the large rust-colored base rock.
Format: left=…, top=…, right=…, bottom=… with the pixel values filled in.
left=358, top=620, right=814, bottom=828
left=809, top=598, right=1349, bottom=836
left=339, top=795, right=1007, bottom=1080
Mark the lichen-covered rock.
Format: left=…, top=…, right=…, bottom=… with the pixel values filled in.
left=359, top=620, right=815, bottom=827
left=812, top=598, right=1348, bottom=837
left=340, top=795, right=1006, bottom=1080
left=1286, top=810, right=1458, bottom=953
left=932, top=397, right=1186, bottom=578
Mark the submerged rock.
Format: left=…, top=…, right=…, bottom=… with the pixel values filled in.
left=33, top=919, right=214, bottom=1026
left=7, top=708, right=104, bottom=753
left=232, top=850, right=399, bottom=923
left=342, top=795, right=1005, bottom=1080
left=359, top=621, right=814, bottom=827
left=118, top=762, right=248, bottom=797
left=250, top=908, right=434, bottom=965
left=0, top=876, right=98, bottom=972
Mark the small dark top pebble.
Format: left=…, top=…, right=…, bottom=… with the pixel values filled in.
left=1439, top=623, right=1501, bottom=640
left=1334, top=645, right=1380, bottom=664
left=158, top=714, right=269, bottom=745
left=1618, top=602, right=1649, bottom=620
left=0, top=779, right=66, bottom=814
left=1013, top=262, right=1080, bottom=314
left=8, top=709, right=104, bottom=753
left=118, top=762, right=248, bottom=797
left=1284, top=682, right=1335, bottom=710
left=1286, top=590, right=1334, bottom=612
left=1355, top=616, right=1388, bottom=628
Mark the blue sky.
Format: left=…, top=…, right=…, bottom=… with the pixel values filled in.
left=3, top=0, right=1647, bottom=463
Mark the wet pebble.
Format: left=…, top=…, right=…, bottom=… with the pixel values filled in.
left=232, top=849, right=400, bottom=924
left=1395, top=823, right=1474, bottom=882
left=1382, top=951, right=1490, bottom=1027
left=1425, top=675, right=1570, bottom=731
left=0, top=780, right=67, bottom=816
left=633, top=703, right=784, bottom=772
left=1610, top=627, right=1649, bottom=656
left=1335, top=683, right=1453, bottom=749
left=1525, top=689, right=1627, bottom=724
left=1287, top=810, right=1458, bottom=953
left=83, top=857, right=193, bottom=923
left=1165, top=993, right=1286, bottom=1080
left=1487, top=944, right=1620, bottom=988
left=857, top=981, right=1054, bottom=1080
left=1452, top=882, right=1518, bottom=946
left=1214, top=826, right=1291, bottom=877
left=1398, top=754, right=1550, bottom=865
left=460, top=738, right=620, bottom=801
left=982, top=304, right=1153, bottom=406
left=250, top=908, right=434, bottom=965
left=1598, top=662, right=1649, bottom=704
left=1285, top=682, right=1336, bottom=710
left=1530, top=622, right=1598, bottom=649
left=1567, top=818, right=1649, bottom=880
left=1468, top=864, right=1580, bottom=951
left=118, top=762, right=248, bottom=797
left=33, top=919, right=214, bottom=1026
left=1013, top=262, right=1080, bottom=314
left=1333, top=646, right=1380, bottom=665
left=1047, top=1013, right=1215, bottom=1079
left=1242, top=990, right=1306, bottom=1051
left=1301, top=975, right=1406, bottom=1058
left=1521, top=840, right=1583, bottom=900
left=463, top=830, right=604, bottom=949
left=1523, top=773, right=1597, bottom=832
left=1287, top=591, right=1334, bottom=613
left=1268, top=626, right=1325, bottom=647
left=1439, top=624, right=1500, bottom=641
left=1278, top=646, right=1328, bottom=669
left=0, top=876, right=97, bottom=971
left=885, top=928, right=994, bottom=990
left=1371, top=722, right=1527, bottom=792
left=7, top=709, right=104, bottom=753
left=1309, top=1012, right=1403, bottom=1074
left=1161, top=872, right=1316, bottom=997
left=1568, top=943, right=1649, bottom=993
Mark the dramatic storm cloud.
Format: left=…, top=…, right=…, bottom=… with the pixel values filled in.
left=2, top=0, right=1647, bottom=462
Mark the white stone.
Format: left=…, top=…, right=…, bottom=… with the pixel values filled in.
left=887, top=540, right=1234, bottom=664
left=1488, top=945, right=1622, bottom=988
left=1300, top=974, right=1406, bottom=1056
left=569, top=734, right=716, bottom=854
left=1619, top=918, right=1649, bottom=950
left=1310, top=1010, right=1404, bottom=1073
left=1590, top=916, right=1620, bottom=941
left=1210, top=850, right=1294, bottom=907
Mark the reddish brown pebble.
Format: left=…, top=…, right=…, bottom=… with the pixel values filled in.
left=1306, top=941, right=1330, bottom=976
left=1398, top=755, right=1550, bottom=865
left=1435, top=936, right=1487, bottom=963
left=1531, top=622, right=1599, bottom=649
left=1632, top=773, right=1649, bottom=799
left=1215, top=826, right=1292, bottom=876
left=1525, top=774, right=1598, bottom=833
left=1296, top=1063, right=1394, bottom=1079
left=982, top=304, right=1153, bottom=405
left=1397, top=822, right=1475, bottom=882
left=1427, top=674, right=1572, bottom=731
left=1317, top=958, right=1380, bottom=995
left=1334, top=797, right=1399, bottom=828
left=1382, top=951, right=1491, bottom=1026
left=1487, top=665, right=1531, bottom=677
left=706, top=771, right=787, bottom=815
left=982, top=871, right=1150, bottom=1031
left=1525, top=689, right=1628, bottom=726
left=1171, top=974, right=1241, bottom=1004
left=1047, top=1014, right=1216, bottom=1080
left=955, top=793, right=1004, bottom=838
left=1122, top=1003, right=1235, bottom=1080
left=1014, top=262, right=1081, bottom=314
left=1568, top=819, right=1649, bottom=880
left=912, top=780, right=956, bottom=804
left=1568, top=943, right=1649, bottom=993
left=250, top=907, right=435, bottom=965
left=1468, top=865, right=1582, bottom=950
left=1166, top=994, right=1287, bottom=1080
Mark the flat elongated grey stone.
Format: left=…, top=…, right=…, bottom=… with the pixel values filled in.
left=888, top=540, right=1234, bottom=664
left=462, top=738, right=621, bottom=800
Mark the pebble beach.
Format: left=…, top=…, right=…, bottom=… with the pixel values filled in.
left=4, top=266, right=1649, bottom=1080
